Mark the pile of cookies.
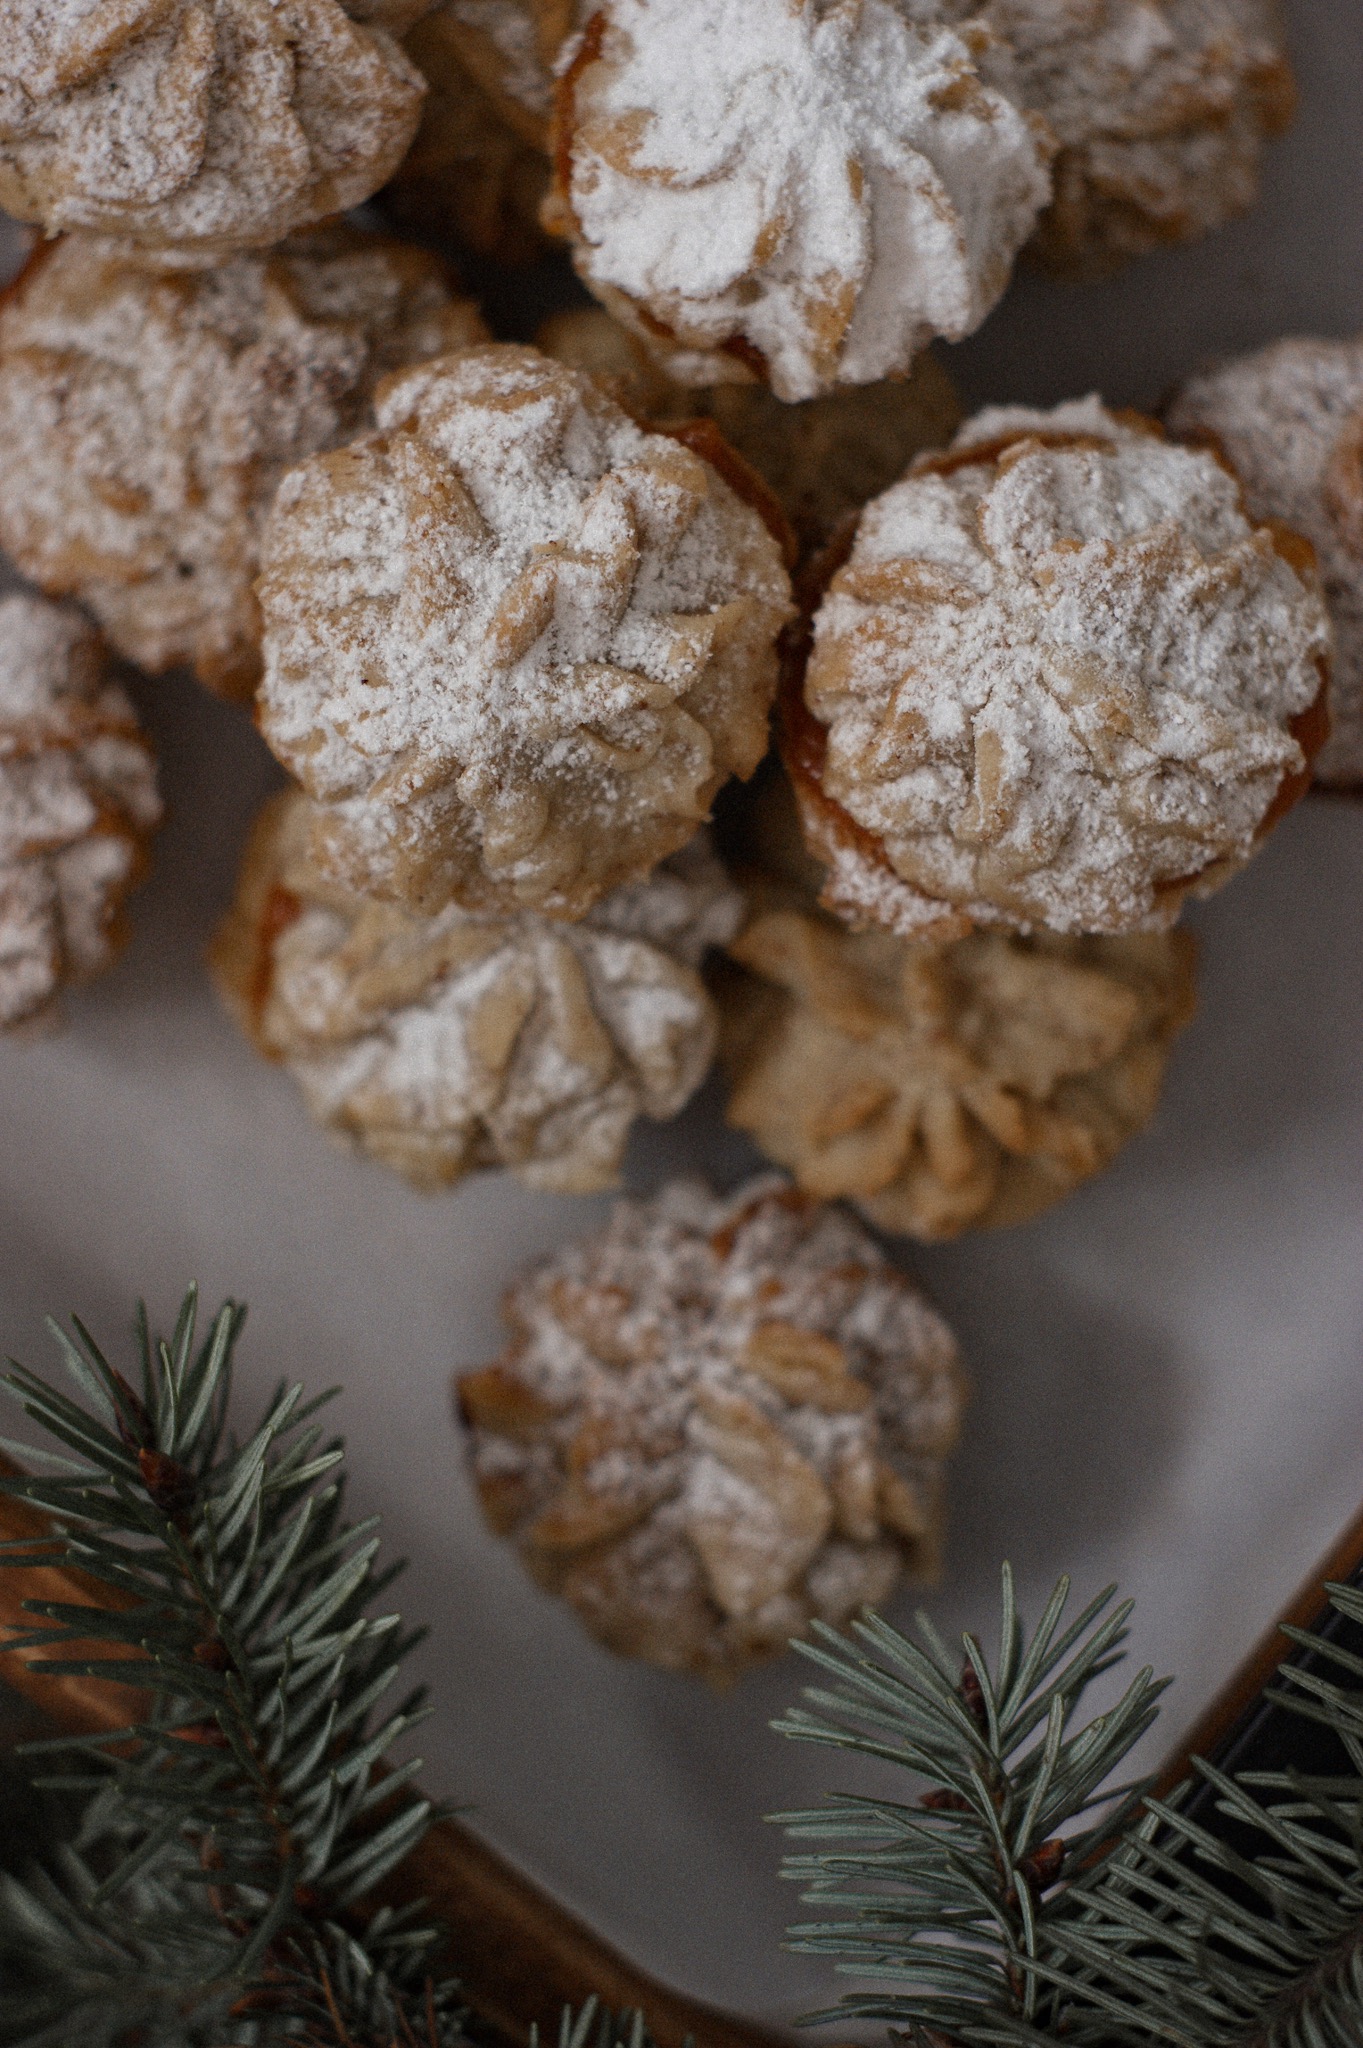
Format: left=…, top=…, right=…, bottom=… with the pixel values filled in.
left=0, top=0, right=1356, bottom=1677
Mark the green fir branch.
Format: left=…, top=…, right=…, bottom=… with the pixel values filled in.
left=0, top=1287, right=468, bottom=2048
left=1041, top=1580, right=1363, bottom=2048
left=773, top=1568, right=1363, bottom=2048
left=771, top=1566, right=1168, bottom=2047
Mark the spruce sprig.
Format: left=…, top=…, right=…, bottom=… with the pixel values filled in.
left=0, top=1287, right=466, bottom=2046
left=772, top=1567, right=1169, bottom=2047
left=773, top=1571, right=1363, bottom=2048
left=1041, top=1579, right=1363, bottom=2047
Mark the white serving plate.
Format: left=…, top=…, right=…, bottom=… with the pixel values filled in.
left=0, top=2, right=1361, bottom=2024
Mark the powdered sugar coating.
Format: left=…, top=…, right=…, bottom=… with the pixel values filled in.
left=969, top=0, right=1294, bottom=274
left=0, top=592, right=161, bottom=1028
left=0, top=229, right=487, bottom=699
left=805, top=396, right=1329, bottom=936
left=257, top=344, right=793, bottom=921
left=550, top=0, right=1051, bottom=403
left=0, top=0, right=426, bottom=253
left=458, top=1173, right=965, bottom=1679
left=212, top=790, right=742, bottom=1193
left=1168, top=336, right=1363, bottom=788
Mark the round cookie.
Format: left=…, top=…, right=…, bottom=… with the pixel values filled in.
left=976, top=0, right=1294, bottom=276
left=546, top=0, right=1052, bottom=401
left=212, top=789, right=742, bottom=1193
left=257, top=343, right=794, bottom=921
left=1168, top=334, right=1363, bottom=789
left=457, top=1174, right=966, bottom=1681
left=0, top=592, right=161, bottom=1029
left=0, top=0, right=426, bottom=254
left=797, top=396, right=1330, bottom=938
left=724, top=900, right=1196, bottom=1242
left=0, top=227, right=487, bottom=699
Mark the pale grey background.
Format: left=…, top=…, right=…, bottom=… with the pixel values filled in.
left=0, top=0, right=1360, bottom=2024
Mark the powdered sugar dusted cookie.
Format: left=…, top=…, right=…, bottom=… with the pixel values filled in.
left=0, top=0, right=426, bottom=254
left=0, top=592, right=161, bottom=1028
left=1169, top=335, right=1363, bottom=789
left=547, top=0, right=1051, bottom=402
left=979, top=0, right=1294, bottom=275
left=798, top=396, right=1330, bottom=938
left=212, top=789, right=743, bottom=1193
left=457, top=1173, right=965, bottom=1680
left=257, top=344, right=794, bottom=921
left=0, top=228, right=487, bottom=700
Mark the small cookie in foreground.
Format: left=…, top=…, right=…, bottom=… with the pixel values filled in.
left=537, top=306, right=962, bottom=557
left=0, top=593, right=161, bottom=1029
left=0, top=229, right=487, bottom=701
left=457, top=1174, right=965, bottom=1680
left=0, top=0, right=426, bottom=253
left=1168, top=335, right=1363, bottom=790
left=723, top=899, right=1196, bottom=1242
left=546, top=0, right=1051, bottom=401
left=211, top=789, right=743, bottom=1193
left=987, top=0, right=1294, bottom=276
left=380, top=11, right=552, bottom=265
left=797, top=396, right=1330, bottom=939
left=257, top=344, right=794, bottom=921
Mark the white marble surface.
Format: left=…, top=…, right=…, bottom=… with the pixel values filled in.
left=0, top=0, right=1361, bottom=2025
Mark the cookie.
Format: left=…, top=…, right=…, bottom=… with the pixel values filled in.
left=381, top=12, right=552, bottom=265
left=724, top=897, right=1195, bottom=1241
left=797, top=396, right=1330, bottom=937
left=0, top=0, right=426, bottom=253
left=257, top=344, right=794, bottom=920
left=0, top=592, right=160, bottom=1028
left=212, top=788, right=743, bottom=1192
left=545, top=0, right=1051, bottom=400
left=1169, top=334, right=1363, bottom=789
left=988, top=0, right=1295, bottom=276
left=0, top=227, right=487, bottom=699
left=457, top=1174, right=965, bottom=1680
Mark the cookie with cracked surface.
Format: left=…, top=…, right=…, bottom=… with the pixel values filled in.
left=0, top=227, right=488, bottom=700
left=256, top=343, right=794, bottom=921
left=456, top=1173, right=965, bottom=1680
left=380, top=8, right=552, bottom=265
left=1168, top=334, right=1363, bottom=791
left=0, top=591, right=161, bottom=1029
left=545, top=0, right=1051, bottom=402
left=795, top=396, right=1330, bottom=939
left=0, top=0, right=427, bottom=254
left=538, top=305, right=962, bottom=557
left=211, top=787, right=743, bottom=1193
